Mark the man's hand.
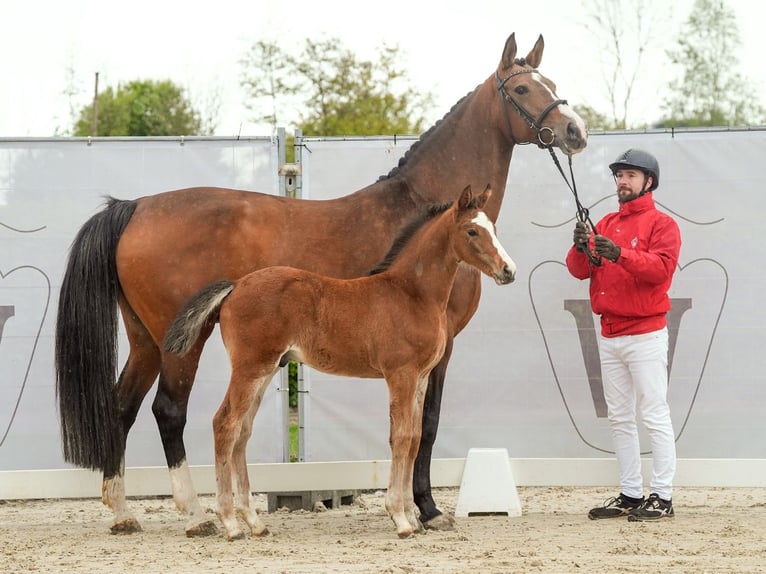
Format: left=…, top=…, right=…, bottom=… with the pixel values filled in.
left=573, top=221, right=591, bottom=251
left=593, top=235, right=621, bottom=262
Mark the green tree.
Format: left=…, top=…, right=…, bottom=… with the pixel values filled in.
left=572, top=104, right=613, bottom=132
left=240, top=41, right=298, bottom=129
left=73, top=79, right=204, bottom=136
left=659, top=0, right=765, bottom=127
left=240, top=37, right=433, bottom=136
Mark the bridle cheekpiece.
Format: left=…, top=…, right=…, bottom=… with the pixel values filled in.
left=495, top=61, right=567, bottom=148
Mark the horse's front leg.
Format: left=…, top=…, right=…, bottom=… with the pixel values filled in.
left=413, top=337, right=457, bottom=530
left=153, top=351, right=218, bottom=537
left=403, top=375, right=429, bottom=534
left=385, top=370, right=419, bottom=538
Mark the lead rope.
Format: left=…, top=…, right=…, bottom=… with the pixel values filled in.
left=546, top=147, right=602, bottom=267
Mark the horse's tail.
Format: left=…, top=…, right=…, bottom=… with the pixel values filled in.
left=55, top=197, right=137, bottom=474
left=164, top=280, right=235, bottom=356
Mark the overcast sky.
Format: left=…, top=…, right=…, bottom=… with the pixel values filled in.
left=2, top=0, right=764, bottom=137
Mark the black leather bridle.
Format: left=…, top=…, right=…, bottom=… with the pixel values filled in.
left=495, top=67, right=566, bottom=148
left=496, top=65, right=602, bottom=266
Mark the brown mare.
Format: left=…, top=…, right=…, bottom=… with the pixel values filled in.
left=163, top=185, right=515, bottom=539
left=55, top=33, right=587, bottom=536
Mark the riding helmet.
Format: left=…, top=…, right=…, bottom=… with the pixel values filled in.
left=609, top=148, right=660, bottom=191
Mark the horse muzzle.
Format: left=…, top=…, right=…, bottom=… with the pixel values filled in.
left=495, top=264, right=516, bottom=285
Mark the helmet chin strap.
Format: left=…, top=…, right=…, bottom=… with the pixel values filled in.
left=638, top=174, right=653, bottom=197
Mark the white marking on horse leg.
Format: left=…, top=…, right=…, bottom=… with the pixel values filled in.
left=168, top=461, right=215, bottom=533
left=169, top=461, right=197, bottom=513
left=102, top=460, right=142, bottom=532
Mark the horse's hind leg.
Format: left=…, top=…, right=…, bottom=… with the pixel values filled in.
left=213, top=369, right=271, bottom=541
left=102, top=303, right=162, bottom=534
left=232, top=375, right=273, bottom=538
left=413, top=337, right=456, bottom=531
left=153, top=344, right=218, bottom=537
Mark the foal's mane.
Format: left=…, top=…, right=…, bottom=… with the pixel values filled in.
left=367, top=190, right=486, bottom=276
left=368, top=201, right=453, bottom=276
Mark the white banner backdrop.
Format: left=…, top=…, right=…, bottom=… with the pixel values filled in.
left=302, top=129, right=765, bottom=462
left=1, top=130, right=764, bottom=480
left=0, top=137, right=283, bottom=471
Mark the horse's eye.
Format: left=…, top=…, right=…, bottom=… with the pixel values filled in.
left=514, top=85, right=528, bottom=95
left=467, top=228, right=479, bottom=237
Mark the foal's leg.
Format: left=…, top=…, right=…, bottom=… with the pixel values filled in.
left=414, top=337, right=456, bottom=530
left=403, top=375, right=429, bottom=534
left=214, top=369, right=269, bottom=541
left=102, top=305, right=161, bottom=534
left=231, top=375, right=274, bottom=538
left=385, top=370, right=419, bottom=538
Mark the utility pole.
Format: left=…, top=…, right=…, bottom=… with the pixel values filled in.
left=91, top=72, right=99, bottom=136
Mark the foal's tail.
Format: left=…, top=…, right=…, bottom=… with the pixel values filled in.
left=55, top=197, right=137, bottom=475
left=164, top=280, right=235, bottom=356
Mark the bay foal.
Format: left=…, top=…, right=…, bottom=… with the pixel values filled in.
left=164, top=185, right=515, bottom=539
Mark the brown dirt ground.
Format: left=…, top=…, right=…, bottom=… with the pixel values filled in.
left=2, top=486, right=765, bottom=573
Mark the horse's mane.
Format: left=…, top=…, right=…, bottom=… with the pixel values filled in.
left=376, top=88, right=478, bottom=182
left=368, top=201, right=453, bottom=275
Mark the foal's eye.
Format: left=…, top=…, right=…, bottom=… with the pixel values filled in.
left=514, top=85, right=528, bottom=95
left=467, top=228, right=479, bottom=237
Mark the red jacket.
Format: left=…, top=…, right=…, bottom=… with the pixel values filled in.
left=566, top=192, right=681, bottom=337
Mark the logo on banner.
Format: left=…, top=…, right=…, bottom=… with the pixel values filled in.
left=529, top=258, right=727, bottom=453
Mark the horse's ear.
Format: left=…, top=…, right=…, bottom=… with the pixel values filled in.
left=500, top=33, right=517, bottom=71
left=477, top=184, right=492, bottom=208
left=458, top=185, right=473, bottom=210
left=524, top=34, right=544, bottom=68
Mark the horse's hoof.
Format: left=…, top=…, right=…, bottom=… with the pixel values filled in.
left=397, top=529, right=415, bottom=539
left=226, top=530, right=247, bottom=541
left=110, top=518, right=143, bottom=534
left=185, top=520, right=219, bottom=538
left=422, top=512, right=456, bottom=531
left=251, top=526, right=270, bottom=538
left=414, top=518, right=426, bottom=534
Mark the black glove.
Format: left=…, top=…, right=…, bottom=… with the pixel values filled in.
left=573, top=221, right=591, bottom=252
left=593, top=235, right=621, bottom=262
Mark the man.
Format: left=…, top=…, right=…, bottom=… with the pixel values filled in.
left=566, top=148, right=681, bottom=521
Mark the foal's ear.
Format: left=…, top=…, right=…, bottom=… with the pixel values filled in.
left=500, top=33, right=517, bottom=71
left=477, top=184, right=492, bottom=208
left=524, top=34, right=544, bottom=68
left=458, top=185, right=474, bottom=210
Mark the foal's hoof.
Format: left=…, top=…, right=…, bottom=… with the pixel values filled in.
left=110, top=518, right=143, bottom=534
left=422, top=512, right=456, bottom=531
left=251, top=526, right=270, bottom=538
left=185, top=520, right=219, bottom=538
left=414, top=518, right=426, bottom=534
left=226, top=530, right=248, bottom=542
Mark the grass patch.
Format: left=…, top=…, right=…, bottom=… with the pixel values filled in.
left=289, top=422, right=299, bottom=462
